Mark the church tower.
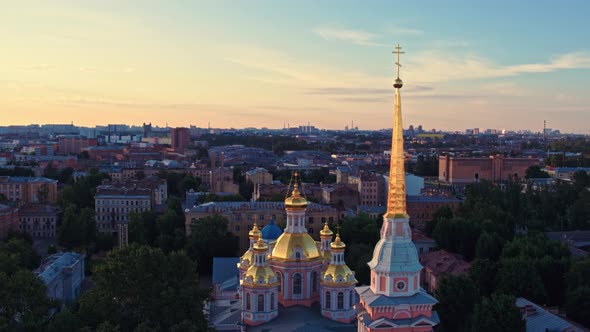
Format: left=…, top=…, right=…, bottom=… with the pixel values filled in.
left=238, top=222, right=261, bottom=280
left=355, top=45, right=439, bottom=332
left=320, top=228, right=357, bottom=323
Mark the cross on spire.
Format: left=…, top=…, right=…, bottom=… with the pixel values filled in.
left=393, top=44, right=405, bottom=78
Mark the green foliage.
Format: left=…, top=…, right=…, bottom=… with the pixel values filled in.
left=0, top=167, right=34, bottom=177
left=435, top=274, right=479, bottom=332
left=469, top=259, right=498, bottom=298
left=339, top=214, right=381, bottom=285
left=471, top=294, right=525, bottom=332
left=410, top=155, right=438, bottom=176
left=524, top=165, right=550, bottom=179
left=77, top=245, right=208, bottom=331
left=57, top=205, right=96, bottom=249
left=433, top=218, right=480, bottom=260
left=475, top=231, right=504, bottom=260
left=185, top=215, right=238, bottom=273
left=157, top=171, right=203, bottom=197
left=496, top=257, right=547, bottom=303
left=425, top=205, right=453, bottom=236
left=46, top=308, right=84, bottom=332
left=566, top=286, right=590, bottom=327
left=128, top=201, right=186, bottom=254
left=58, top=168, right=110, bottom=209
left=0, top=236, right=40, bottom=270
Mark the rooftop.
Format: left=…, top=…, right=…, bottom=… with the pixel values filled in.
left=516, top=297, right=587, bottom=332
left=420, top=250, right=470, bottom=277
left=36, top=252, right=84, bottom=285
left=188, top=201, right=338, bottom=214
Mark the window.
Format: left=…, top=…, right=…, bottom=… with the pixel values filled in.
left=293, top=273, right=302, bottom=295
left=349, top=291, right=353, bottom=308
left=258, top=215, right=264, bottom=221
left=270, top=293, right=275, bottom=310
left=246, top=293, right=251, bottom=310
left=325, top=291, right=331, bottom=309
left=312, top=271, right=318, bottom=292
left=257, top=294, right=264, bottom=312
left=396, top=281, right=406, bottom=290
left=276, top=272, right=282, bottom=293
left=308, top=217, right=314, bottom=224
left=337, top=292, right=344, bottom=309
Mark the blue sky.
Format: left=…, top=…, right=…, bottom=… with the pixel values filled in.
left=1, top=0, right=589, bottom=133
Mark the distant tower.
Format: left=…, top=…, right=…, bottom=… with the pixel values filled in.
left=355, top=44, right=439, bottom=332
left=543, top=120, right=547, bottom=141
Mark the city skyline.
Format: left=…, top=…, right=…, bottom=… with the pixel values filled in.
left=2, top=1, right=590, bottom=133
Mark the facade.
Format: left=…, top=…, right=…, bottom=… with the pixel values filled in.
left=321, top=184, right=360, bottom=209
left=546, top=167, right=590, bottom=181
left=171, top=127, right=190, bottom=153
left=0, top=176, right=58, bottom=205
left=419, top=250, right=470, bottom=293
left=439, top=155, right=539, bottom=184
left=58, top=136, right=98, bottom=154
left=18, top=204, right=59, bottom=239
left=406, top=195, right=461, bottom=231
left=0, top=203, right=18, bottom=239
left=358, top=173, right=386, bottom=207
left=237, top=175, right=357, bottom=327
left=245, top=168, right=273, bottom=185
left=355, top=46, right=439, bottom=332
left=36, top=252, right=85, bottom=304
left=95, top=186, right=151, bottom=245
left=185, top=200, right=340, bottom=253
left=101, top=178, right=168, bottom=206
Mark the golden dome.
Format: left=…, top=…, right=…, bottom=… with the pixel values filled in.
left=249, top=222, right=262, bottom=238
left=284, top=184, right=308, bottom=208
left=253, top=237, right=268, bottom=252
left=239, top=250, right=254, bottom=268
left=320, top=222, right=333, bottom=237
left=321, top=264, right=356, bottom=286
left=331, top=233, right=346, bottom=250
left=271, top=232, right=321, bottom=261
left=242, top=266, right=278, bottom=287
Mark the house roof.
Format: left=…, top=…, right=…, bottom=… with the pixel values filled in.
left=516, top=297, right=586, bottom=332
left=420, top=250, right=470, bottom=277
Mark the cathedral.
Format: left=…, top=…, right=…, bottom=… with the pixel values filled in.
left=230, top=44, right=439, bottom=331
left=237, top=175, right=357, bottom=326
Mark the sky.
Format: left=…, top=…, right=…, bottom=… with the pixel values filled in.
left=1, top=0, right=589, bottom=133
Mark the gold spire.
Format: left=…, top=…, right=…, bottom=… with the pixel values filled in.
left=284, top=171, right=308, bottom=208
left=331, top=225, right=345, bottom=249
left=386, top=44, right=408, bottom=219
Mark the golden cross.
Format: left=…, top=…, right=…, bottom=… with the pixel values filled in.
left=393, top=44, right=404, bottom=78
left=336, top=223, right=341, bottom=235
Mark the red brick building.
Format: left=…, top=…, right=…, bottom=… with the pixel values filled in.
left=407, top=195, right=461, bottom=231
left=420, top=250, right=470, bottom=293
left=439, top=155, right=539, bottom=184
left=171, top=127, right=190, bottom=153
left=58, top=137, right=98, bottom=154
left=0, top=203, right=18, bottom=239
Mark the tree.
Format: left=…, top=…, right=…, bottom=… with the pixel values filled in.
left=0, top=236, right=40, bottom=270
left=435, top=274, right=479, bottom=331
left=185, top=215, right=238, bottom=274
left=566, top=286, right=590, bottom=327
left=0, top=269, right=54, bottom=330
left=475, top=231, right=503, bottom=260
left=47, top=308, right=84, bottom=332
left=524, top=165, right=550, bottom=179
left=425, top=205, right=453, bottom=236
left=77, top=245, right=208, bottom=331
left=469, top=259, right=498, bottom=297
left=471, top=294, right=525, bottom=332
left=433, top=217, right=480, bottom=260
left=496, top=257, right=546, bottom=303
left=58, top=206, right=96, bottom=249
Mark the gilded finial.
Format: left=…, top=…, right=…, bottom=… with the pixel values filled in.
left=320, top=221, right=333, bottom=237
left=249, top=222, right=261, bottom=237
left=393, top=44, right=404, bottom=88
left=331, top=224, right=345, bottom=249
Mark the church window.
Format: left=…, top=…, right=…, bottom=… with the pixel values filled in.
left=295, top=252, right=301, bottom=259
left=276, top=272, right=282, bottom=293
left=246, top=293, right=251, bottom=310
left=325, top=291, right=331, bottom=309
left=293, top=273, right=302, bottom=295
left=257, top=294, right=264, bottom=312
left=337, top=292, right=344, bottom=309
left=312, top=271, right=318, bottom=292
left=270, top=293, right=275, bottom=310
left=349, top=291, right=353, bottom=307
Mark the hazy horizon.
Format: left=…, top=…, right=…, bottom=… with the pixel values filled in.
left=2, top=1, right=589, bottom=133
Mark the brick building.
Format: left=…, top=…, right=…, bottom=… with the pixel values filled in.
left=171, top=127, right=190, bottom=153
left=420, top=250, right=470, bottom=293
left=58, top=137, right=98, bottom=154
left=406, top=195, right=462, bottom=231
left=0, top=203, right=18, bottom=239
left=18, top=204, right=59, bottom=239
left=184, top=201, right=340, bottom=252
left=0, top=176, right=58, bottom=206
left=439, top=155, right=539, bottom=184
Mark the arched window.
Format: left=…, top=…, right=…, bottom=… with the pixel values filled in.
left=270, top=292, right=275, bottom=310
left=276, top=272, right=282, bottom=293
left=312, top=271, right=318, bottom=292
left=246, top=293, right=251, bottom=310
left=293, top=273, right=302, bottom=295
left=337, top=292, right=344, bottom=309
left=349, top=291, right=353, bottom=308
left=325, top=291, right=331, bottom=309
left=257, top=294, right=265, bottom=312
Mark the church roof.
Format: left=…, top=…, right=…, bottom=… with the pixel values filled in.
left=367, top=239, right=423, bottom=273
left=357, top=311, right=440, bottom=330
left=261, top=218, right=283, bottom=241
left=271, top=232, right=321, bottom=261
left=356, top=286, right=438, bottom=307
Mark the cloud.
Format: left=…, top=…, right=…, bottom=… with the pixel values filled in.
left=314, top=26, right=386, bottom=46
left=387, top=26, right=424, bottom=36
